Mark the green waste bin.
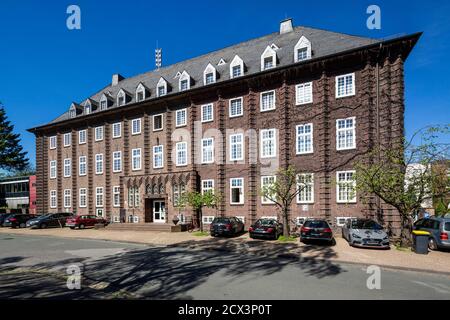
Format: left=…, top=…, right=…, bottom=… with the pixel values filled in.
left=412, top=230, right=430, bottom=254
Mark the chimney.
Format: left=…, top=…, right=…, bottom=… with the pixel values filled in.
left=112, top=74, right=124, bottom=86
left=280, top=18, right=294, bottom=34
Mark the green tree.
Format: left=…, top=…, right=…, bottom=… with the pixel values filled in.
left=180, top=190, right=222, bottom=232
left=260, top=165, right=308, bottom=238
left=0, top=103, right=29, bottom=172
left=354, top=125, right=450, bottom=247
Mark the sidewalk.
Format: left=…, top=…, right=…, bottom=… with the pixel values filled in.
left=1, top=227, right=449, bottom=275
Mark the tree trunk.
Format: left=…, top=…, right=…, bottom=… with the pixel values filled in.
left=399, top=213, right=413, bottom=247
left=199, top=208, right=203, bottom=232
left=282, top=207, right=290, bottom=238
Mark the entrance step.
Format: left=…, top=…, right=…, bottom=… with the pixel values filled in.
left=106, top=223, right=175, bottom=232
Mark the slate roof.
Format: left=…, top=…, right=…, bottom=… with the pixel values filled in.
left=46, top=25, right=381, bottom=126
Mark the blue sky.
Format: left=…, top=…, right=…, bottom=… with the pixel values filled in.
left=0, top=0, right=449, bottom=167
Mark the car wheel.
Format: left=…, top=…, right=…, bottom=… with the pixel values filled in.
left=79, top=224, right=85, bottom=230
left=428, top=238, right=438, bottom=251
left=19, top=223, right=26, bottom=228
left=40, top=223, right=47, bottom=229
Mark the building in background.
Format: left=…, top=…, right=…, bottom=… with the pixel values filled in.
left=28, top=19, right=420, bottom=233
left=0, top=175, right=36, bottom=214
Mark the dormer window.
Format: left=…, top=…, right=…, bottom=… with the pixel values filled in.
left=261, top=46, right=277, bottom=71
left=294, top=36, right=312, bottom=62
left=230, top=55, right=244, bottom=79
left=85, top=104, right=91, bottom=115
left=117, top=89, right=126, bottom=106
left=100, top=94, right=109, bottom=110
left=156, top=77, right=168, bottom=97
left=203, top=63, right=217, bottom=85
left=136, top=83, right=146, bottom=102
left=69, top=107, right=76, bottom=118
left=179, top=71, right=191, bottom=91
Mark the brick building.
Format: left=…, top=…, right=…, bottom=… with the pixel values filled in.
left=28, top=19, right=420, bottom=230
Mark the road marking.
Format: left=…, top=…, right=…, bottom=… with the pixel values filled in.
left=412, top=281, right=450, bottom=294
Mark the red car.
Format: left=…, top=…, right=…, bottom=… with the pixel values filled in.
left=66, top=215, right=108, bottom=229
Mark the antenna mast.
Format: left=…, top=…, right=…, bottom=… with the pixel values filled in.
left=155, top=42, right=162, bottom=70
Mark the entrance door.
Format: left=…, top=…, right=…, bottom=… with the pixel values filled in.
left=153, top=201, right=166, bottom=223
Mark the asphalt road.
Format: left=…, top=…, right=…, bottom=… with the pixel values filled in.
left=0, top=234, right=449, bottom=300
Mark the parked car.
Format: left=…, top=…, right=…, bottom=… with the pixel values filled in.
left=300, top=219, right=333, bottom=244
left=249, top=218, right=283, bottom=240
left=413, top=217, right=450, bottom=250
left=210, top=217, right=244, bottom=237
left=26, top=212, right=74, bottom=229
left=2, top=214, right=35, bottom=228
left=0, top=213, right=12, bottom=227
left=66, top=215, right=109, bottom=229
left=342, top=218, right=390, bottom=249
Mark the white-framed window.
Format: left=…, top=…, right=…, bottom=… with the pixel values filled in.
left=179, top=71, right=190, bottom=91
left=153, top=145, right=164, bottom=169
left=294, top=36, right=312, bottom=62
left=260, top=129, right=276, bottom=158
left=79, top=188, right=87, bottom=208
left=136, top=83, right=146, bottom=102
left=201, top=138, right=214, bottom=164
left=49, top=160, right=57, bottom=179
left=131, top=118, right=141, bottom=135
left=176, top=142, right=187, bottom=166
left=156, top=77, right=167, bottom=97
left=79, top=156, right=87, bottom=176
left=117, top=89, right=126, bottom=106
left=113, top=186, right=120, bottom=207
left=175, top=109, right=187, bottom=127
left=296, top=123, right=313, bottom=154
left=153, top=114, right=163, bottom=131
left=96, top=187, right=104, bottom=207
left=95, top=154, right=103, bottom=174
left=336, top=117, right=356, bottom=150
left=201, top=103, right=214, bottom=123
left=296, top=82, right=313, bottom=105
left=203, top=63, right=216, bottom=85
left=78, top=130, right=87, bottom=144
left=63, top=133, right=71, bottom=147
left=336, top=170, right=356, bottom=203
left=112, top=122, right=122, bottom=138
left=95, top=126, right=104, bottom=141
left=261, top=175, right=276, bottom=204
left=113, top=215, right=120, bottom=223
left=260, top=90, right=276, bottom=112
left=132, top=148, right=142, bottom=171
left=229, top=133, right=244, bottom=161
left=230, top=55, right=244, bottom=78
left=100, top=95, right=108, bottom=110
left=336, top=217, right=356, bottom=227
left=64, top=189, right=71, bottom=208
left=63, top=158, right=71, bottom=178
left=229, top=97, right=243, bottom=117
left=49, top=136, right=57, bottom=149
left=230, top=178, right=244, bottom=204
left=50, top=190, right=57, bottom=208
left=336, top=73, right=355, bottom=98
left=202, top=216, right=215, bottom=224
left=201, top=179, right=215, bottom=194
left=297, top=173, right=314, bottom=204
left=112, top=151, right=122, bottom=173
left=69, top=107, right=76, bottom=118
left=261, top=46, right=277, bottom=71
left=84, top=103, right=91, bottom=115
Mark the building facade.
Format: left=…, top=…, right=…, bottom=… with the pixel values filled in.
left=28, top=19, right=420, bottom=231
left=0, top=175, right=37, bottom=214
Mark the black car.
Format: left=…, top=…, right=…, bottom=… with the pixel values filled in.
left=300, top=219, right=333, bottom=244
left=0, top=213, right=12, bottom=227
left=26, top=212, right=74, bottom=229
left=249, top=218, right=283, bottom=240
left=210, top=217, right=244, bottom=237
left=3, top=214, right=35, bottom=228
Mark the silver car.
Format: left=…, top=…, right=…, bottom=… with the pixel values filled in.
left=413, top=217, right=450, bottom=250
left=342, top=218, right=390, bottom=249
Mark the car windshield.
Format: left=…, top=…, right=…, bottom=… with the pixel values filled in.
left=352, top=220, right=382, bottom=230
left=304, top=220, right=329, bottom=228
left=256, top=219, right=276, bottom=226
left=213, top=218, right=230, bottom=223
left=444, top=222, right=450, bottom=232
